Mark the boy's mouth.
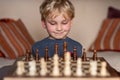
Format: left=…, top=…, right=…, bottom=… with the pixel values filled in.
left=54, top=31, right=65, bottom=35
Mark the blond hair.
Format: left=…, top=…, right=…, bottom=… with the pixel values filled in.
left=40, top=0, right=75, bottom=21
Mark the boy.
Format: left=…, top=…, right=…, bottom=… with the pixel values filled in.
left=32, top=0, right=82, bottom=58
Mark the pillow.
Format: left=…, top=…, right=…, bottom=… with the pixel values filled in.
left=89, top=19, right=120, bottom=51
left=108, top=6, right=120, bottom=18
left=0, top=18, right=34, bottom=59
left=16, top=19, right=34, bottom=45
left=0, top=50, right=5, bottom=57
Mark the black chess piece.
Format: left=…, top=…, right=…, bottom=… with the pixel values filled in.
left=82, top=48, right=87, bottom=61
left=73, top=47, right=77, bottom=60
left=63, top=41, right=67, bottom=60
left=35, top=48, right=39, bottom=63
left=45, top=46, right=49, bottom=61
left=93, top=50, right=98, bottom=60
left=54, top=43, right=59, bottom=55
left=25, top=49, right=31, bottom=61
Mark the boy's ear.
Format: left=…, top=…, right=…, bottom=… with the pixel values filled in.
left=41, top=21, right=46, bottom=28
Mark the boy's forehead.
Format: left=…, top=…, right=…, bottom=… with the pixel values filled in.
left=47, top=12, right=70, bottom=20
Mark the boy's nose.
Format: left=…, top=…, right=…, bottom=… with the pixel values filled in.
left=56, top=24, right=62, bottom=31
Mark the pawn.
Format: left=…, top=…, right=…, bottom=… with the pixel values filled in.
left=82, top=48, right=87, bottom=61
left=16, top=61, right=25, bottom=76
left=100, top=61, right=108, bottom=76
left=44, top=46, right=49, bottom=61
left=28, top=60, right=37, bottom=76
left=35, top=49, right=39, bottom=63
left=89, top=61, right=97, bottom=76
left=76, top=58, right=83, bottom=76
left=25, top=49, right=31, bottom=61
left=73, top=47, right=77, bottom=60
left=40, top=58, right=47, bottom=76
left=93, top=50, right=98, bottom=61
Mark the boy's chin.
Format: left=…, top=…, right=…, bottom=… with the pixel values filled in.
left=49, top=36, right=66, bottom=40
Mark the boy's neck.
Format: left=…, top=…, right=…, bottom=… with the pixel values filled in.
left=48, top=36, right=68, bottom=40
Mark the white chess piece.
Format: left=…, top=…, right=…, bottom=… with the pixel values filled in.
left=16, top=61, right=25, bottom=76
left=90, top=61, right=97, bottom=76
left=76, top=58, right=83, bottom=76
left=65, top=52, right=71, bottom=62
left=64, top=64, right=71, bottom=76
left=28, top=60, right=37, bottom=76
left=53, top=54, right=59, bottom=61
left=100, top=61, right=107, bottom=76
left=52, top=54, right=60, bottom=76
left=40, top=58, right=47, bottom=76
left=64, top=52, right=71, bottom=76
left=52, top=65, right=60, bottom=76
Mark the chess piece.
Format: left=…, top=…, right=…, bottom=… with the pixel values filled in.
left=64, top=62, right=71, bottom=76
left=73, top=47, right=77, bottom=60
left=82, top=48, right=87, bottom=61
left=93, top=50, right=98, bottom=61
left=90, top=61, right=97, bottom=76
left=63, top=41, right=67, bottom=52
left=54, top=43, right=58, bottom=55
left=52, top=65, right=60, bottom=76
left=35, top=48, right=39, bottom=63
left=63, top=41, right=67, bottom=60
left=76, top=58, right=83, bottom=76
left=16, top=61, right=25, bottom=76
left=52, top=54, right=60, bottom=76
left=40, top=58, right=47, bottom=76
left=28, top=60, right=37, bottom=76
left=64, top=51, right=71, bottom=62
left=53, top=54, right=59, bottom=61
left=25, top=49, right=31, bottom=61
left=45, top=46, right=49, bottom=61
left=100, top=61, right=107, bottom=76
left=64, top=52, right=71, bottom=76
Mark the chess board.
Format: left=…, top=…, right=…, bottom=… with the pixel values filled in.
left=4, top=57, right=120, bottom=80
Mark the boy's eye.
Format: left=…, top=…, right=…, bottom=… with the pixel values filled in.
left=49, top=21, right=56, bottom=25
left=62, top=21, right=68, bottom=24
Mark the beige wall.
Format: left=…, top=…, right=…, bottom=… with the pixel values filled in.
left=0, top=0, right=120, bottom=50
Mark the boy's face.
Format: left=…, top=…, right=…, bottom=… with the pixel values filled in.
left=42, top=13, right=72, bottom=39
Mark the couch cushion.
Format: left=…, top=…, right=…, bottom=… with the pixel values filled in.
left=16, top=19, right=34, bottom=45
left=0, top=51, right=5, bottom=58
left=107, top=6, right=120, bottom=18
left=89, top=19, right=120, bottom=51
left=0, top=18, right=34, bottom=59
